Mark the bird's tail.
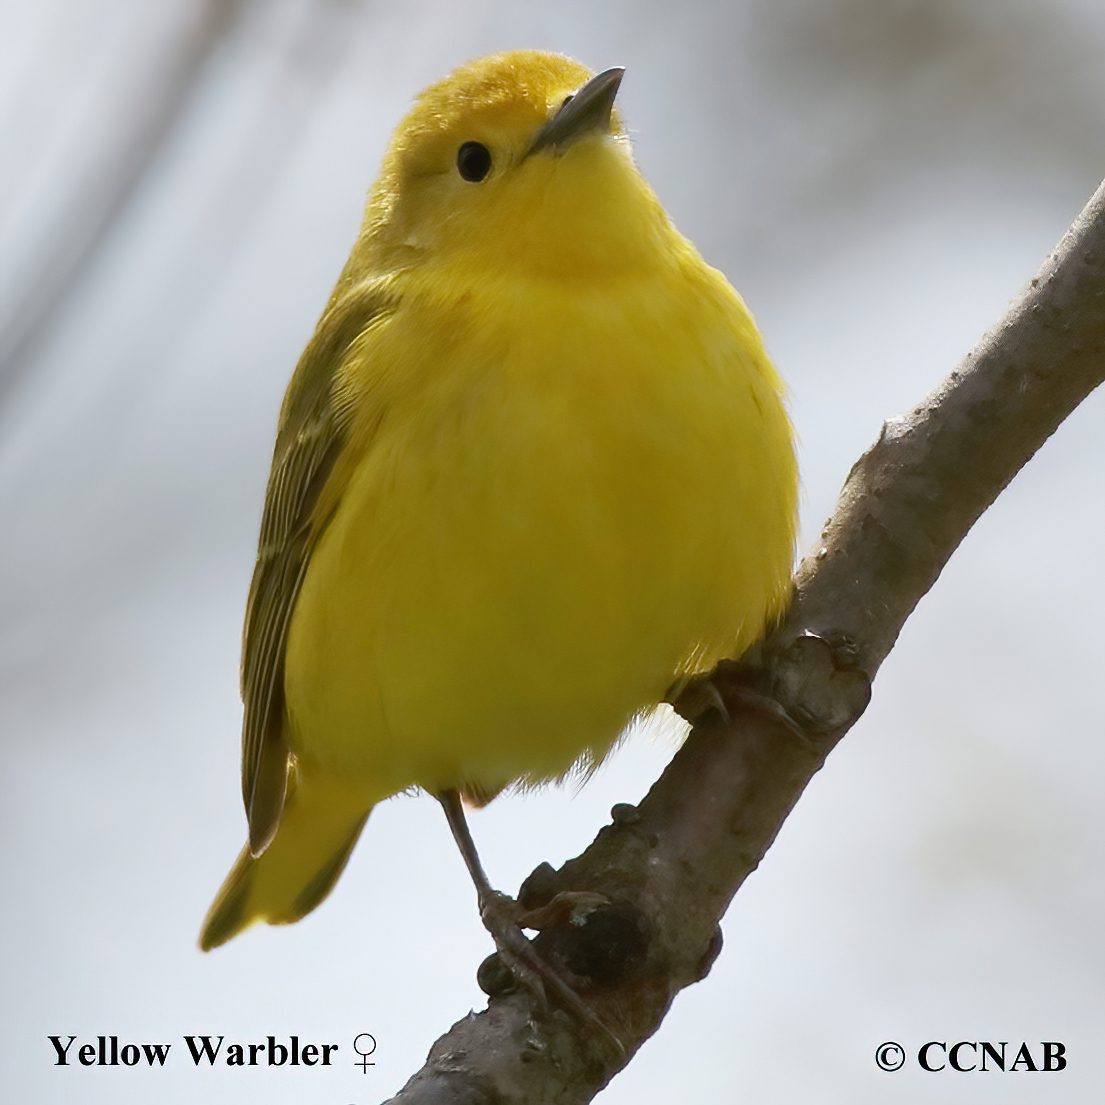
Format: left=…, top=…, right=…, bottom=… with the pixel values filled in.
left=199, top=770, right=372, bottom=950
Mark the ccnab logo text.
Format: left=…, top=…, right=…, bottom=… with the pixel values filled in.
left=917, top=1041, right=1066, bottom=1072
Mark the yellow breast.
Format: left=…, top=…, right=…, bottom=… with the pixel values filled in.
left=283, top=247, right=795, bottom=799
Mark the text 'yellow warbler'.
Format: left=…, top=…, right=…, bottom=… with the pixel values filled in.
left=201, top=49, right=798, bottom=950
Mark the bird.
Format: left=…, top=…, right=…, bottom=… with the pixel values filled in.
left=199, top=50, right=797, bottom=977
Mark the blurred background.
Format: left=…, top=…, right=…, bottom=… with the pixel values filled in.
left=2, top=1, right=1103, bottom=1102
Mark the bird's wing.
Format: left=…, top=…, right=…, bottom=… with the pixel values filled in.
left=239, top=285, right=391, bottom=855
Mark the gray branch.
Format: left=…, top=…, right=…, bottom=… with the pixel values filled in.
left=382, top=178, right=1105, bottom=1105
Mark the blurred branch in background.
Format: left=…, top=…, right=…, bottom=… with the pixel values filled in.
left=0, top=0, right=245, bottom=409
left=0, top=0, right=370, bottom=425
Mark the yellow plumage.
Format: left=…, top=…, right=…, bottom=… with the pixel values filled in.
left=200, top=50, right=797, bottom=950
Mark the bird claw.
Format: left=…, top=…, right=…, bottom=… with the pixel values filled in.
left=478, top=889, right=625, bottom=1058
left=479, top=891, right=550, bottom=1008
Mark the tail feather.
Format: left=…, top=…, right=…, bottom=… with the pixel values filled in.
left=200, top=774, right=372, bottom=950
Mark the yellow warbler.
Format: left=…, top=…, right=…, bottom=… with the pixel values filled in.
left=200, top=50, right=797, bottom=951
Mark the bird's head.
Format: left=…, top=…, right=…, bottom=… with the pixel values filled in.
left=355, top=51, right=670, bottom=281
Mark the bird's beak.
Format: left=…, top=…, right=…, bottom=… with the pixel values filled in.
left=527, top=67, right=625, bottom=157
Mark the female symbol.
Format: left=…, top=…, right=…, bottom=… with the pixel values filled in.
left=352, top=1033, right=377, bottom=1071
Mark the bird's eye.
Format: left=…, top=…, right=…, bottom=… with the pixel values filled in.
left=456, top=141, right=492, bottom=182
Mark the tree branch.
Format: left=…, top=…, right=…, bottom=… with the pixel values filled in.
left=382, top=178, right=1105, bottom=1104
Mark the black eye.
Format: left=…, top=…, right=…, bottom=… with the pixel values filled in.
left=456, top=141, right=492, bottom=182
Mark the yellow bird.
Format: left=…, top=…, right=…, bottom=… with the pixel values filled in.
left=200, top=50, right=797, bottom=953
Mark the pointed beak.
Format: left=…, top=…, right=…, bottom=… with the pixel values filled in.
left=527, top=67, right=625, bottom=157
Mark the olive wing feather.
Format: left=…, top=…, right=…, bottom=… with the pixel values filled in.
left=239, top=288, right=390, bottom=854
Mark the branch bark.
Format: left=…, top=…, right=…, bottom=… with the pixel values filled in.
left=382, top=178, right=1105, bottom=1104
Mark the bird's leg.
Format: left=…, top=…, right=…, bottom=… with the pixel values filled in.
left=436, top=788, right=624, bottom=1055
left=436, top=788, right=507, bottom=912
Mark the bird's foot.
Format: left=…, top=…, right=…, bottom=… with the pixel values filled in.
left=672, top=633, right=871, bottom=745
left=671, top=659, right=816, bottom=747
left=477, top=889, right=625, bottom=1058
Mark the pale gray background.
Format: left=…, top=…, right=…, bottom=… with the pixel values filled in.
left=2, top=1, right=1103, bottom=1102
